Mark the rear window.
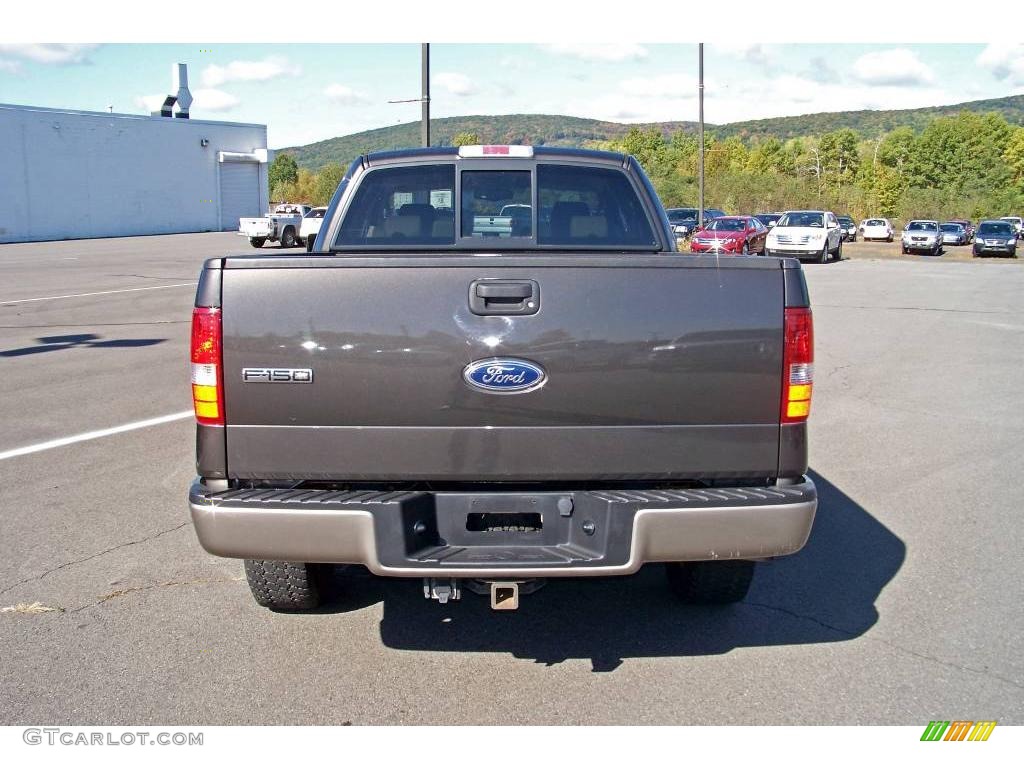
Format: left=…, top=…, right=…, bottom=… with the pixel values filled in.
left=865, top=219, right=886, bottom=226
left=334, top=161, right=657, bottom=249
left=461, top=171, right=532, bottom=238
left=907, top=221, right=937, bottom=231
left=536, top=164, right=656, bottom=247
left=336, top=164, right=456, bottom=246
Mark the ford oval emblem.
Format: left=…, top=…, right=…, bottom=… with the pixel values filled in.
left=463, top=358, right=546, bottom=394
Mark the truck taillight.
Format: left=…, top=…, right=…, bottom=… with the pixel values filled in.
left=191, top=307, right=224, bottom=426
left=782, top=307, right=813, bottom=423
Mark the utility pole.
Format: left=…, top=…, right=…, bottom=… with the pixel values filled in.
left=387, top=43, right=431, bottom=147
left=698, top=43, right=705, bottom=230
left=421, top=43, right=431, bottom=148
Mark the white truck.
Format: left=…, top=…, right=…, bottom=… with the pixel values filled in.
left=239, top=203, right=312, bottom=249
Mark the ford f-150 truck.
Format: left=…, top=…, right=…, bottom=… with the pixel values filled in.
left=188, top=145, right=818, bottom=612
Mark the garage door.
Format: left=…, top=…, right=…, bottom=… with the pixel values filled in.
left=219, top=161, right=260, bottom=231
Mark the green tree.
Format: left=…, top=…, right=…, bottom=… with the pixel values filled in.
left=819, top=129, right=860, bottom=187
left=312, top=164, right=346, bottom=206
left=452, top=132, right=481, bottom=147
left=878, top=127, right=916, bottom=177
left=1003, top=126, right=1024, bottom=186
left=268, top=153, right=299, bottom=195
left=619, top=127, right=668, bottom=175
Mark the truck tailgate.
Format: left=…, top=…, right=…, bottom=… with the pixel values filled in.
left=220, top=255, right=785, bottom=481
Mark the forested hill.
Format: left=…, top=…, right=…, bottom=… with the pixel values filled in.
left=280, top=95, right=1024, bottom=169
left=281, top=114, right=698, bottom=170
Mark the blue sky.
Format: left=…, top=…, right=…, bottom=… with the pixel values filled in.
left=1, top=43, right=1023, bottom=148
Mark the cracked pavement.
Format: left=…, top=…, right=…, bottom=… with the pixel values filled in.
left=0, top=235, right=1022, bottom=724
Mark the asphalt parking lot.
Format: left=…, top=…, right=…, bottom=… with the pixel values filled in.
left=1, top=234, right=1022, bottom=725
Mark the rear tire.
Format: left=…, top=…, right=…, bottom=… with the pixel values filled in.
left=886, top=234, right=893, bottom=242
left=280, top=227, right=297, bottom=248
left=244, top=559, right=323, bottom=612
left=741, top=242, right=749, bottom=256
left=818, top=243, right=828, bottom=263
left=666, top=560, right=755, bottom=605
left=249, top=237, right=266, bottom=249
left=834, top=238, right=843, bottom=261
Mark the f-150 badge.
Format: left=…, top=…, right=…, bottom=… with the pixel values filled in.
left=242, top=368, right=313, bottom=383
left=463, top=358, right=545, bottom=394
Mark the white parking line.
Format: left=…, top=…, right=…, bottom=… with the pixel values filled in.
left=0, top=283, right=197, bottom=305
left=0, top=411, right=193, bottom=461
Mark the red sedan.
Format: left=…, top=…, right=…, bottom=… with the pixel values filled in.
left=689, top=216, right=768, bottom=255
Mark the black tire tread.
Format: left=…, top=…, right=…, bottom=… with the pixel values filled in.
left=244, top=559, right=321, bottom=611
left=665, top=560, right=755, bottom=604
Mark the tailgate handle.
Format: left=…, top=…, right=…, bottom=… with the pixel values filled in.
left=469, top=279, right=540, bottom=316
left=477, top=284, right=531, bottom=299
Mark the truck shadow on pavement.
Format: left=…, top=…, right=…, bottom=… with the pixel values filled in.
left=0, top=333, right=166, bottom=357
left=318, top=471, right=905, bottom=671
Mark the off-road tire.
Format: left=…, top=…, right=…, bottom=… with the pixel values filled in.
left=280, top=227, right=297, bottom=248
left=665, top=560, right=755, bottom=605
left=249, top=237, right=266, bottom=249
left=244, top=559, right=322, bottom=611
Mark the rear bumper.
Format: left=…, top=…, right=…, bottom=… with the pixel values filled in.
left=189, top=478, right=817, bottom=577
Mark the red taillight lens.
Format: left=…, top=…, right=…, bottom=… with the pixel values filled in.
left=190, top=307, right=224, bottom=426
left=782, top=306, right=814, bottom=423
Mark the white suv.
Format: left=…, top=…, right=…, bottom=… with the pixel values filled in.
left=765, top=210, right=844, bottom=263
left=860, top=217, right=894, bottom=242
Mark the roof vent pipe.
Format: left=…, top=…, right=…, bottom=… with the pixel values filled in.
left=173, top=63, right=192, bottom=119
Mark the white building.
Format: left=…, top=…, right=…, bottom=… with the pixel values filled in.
left=0, top=102, right=269, bottom=243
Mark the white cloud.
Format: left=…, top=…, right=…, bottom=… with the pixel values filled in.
left=802, top=55, right=839, bottom=84
left=200, top=56, right=300, bottom=88
left=711, top=43, right=770, bottom=66
left=193, top=88, right=240, bottom=112
left=541, top=43, right=648, bottom=62
left=323, top=84, right=370, bottom=105
left=977, top=43, right=1024, bottom=86
left=0, top=59, right=21, bottom=74
left=134, top=88, right=239, bottom=114
left=0, top=44, right=99, bottom=65
left=851, top=49, right=934, bottom=87
left=620, top=73, right=697, bottom=99
left=434, top=72, right=476, bottom=96
left=133, top=93, right=166, bottom=112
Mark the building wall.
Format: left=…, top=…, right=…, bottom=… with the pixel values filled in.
left=0, top=104, right=269, bottom=243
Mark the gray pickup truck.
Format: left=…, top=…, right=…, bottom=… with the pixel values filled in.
left=188, top=145, right=817, bottom=612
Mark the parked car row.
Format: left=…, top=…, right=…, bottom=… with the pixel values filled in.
left=682, top=208, right=846, bottom=263
left=670, top=204, right=1021, bottom=261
